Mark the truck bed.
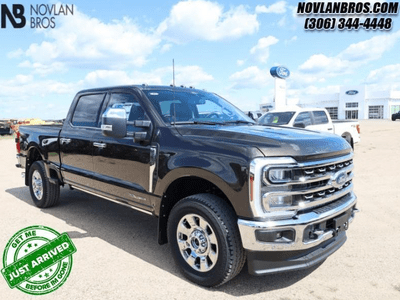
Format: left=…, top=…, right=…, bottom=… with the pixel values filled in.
left=19, top=124, right=62, bottom=136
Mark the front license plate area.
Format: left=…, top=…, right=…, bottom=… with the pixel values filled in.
left=333, top=210, right=351, bottom=234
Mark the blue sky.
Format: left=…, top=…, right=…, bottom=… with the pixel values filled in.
left=1, top=0, right=400, bottom=119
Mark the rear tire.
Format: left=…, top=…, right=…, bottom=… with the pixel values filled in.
left=29, top=161, right=60, bottom=208
left=167, top=194, right=245, bottom=287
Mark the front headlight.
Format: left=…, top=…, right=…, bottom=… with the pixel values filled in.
left=264, top=168, right=292, bottom=184
left=249, top=157, right=297, bottom=218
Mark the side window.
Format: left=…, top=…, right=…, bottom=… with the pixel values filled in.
left=72, top=94, right=105, bottom=127
left=108, top=93, right=149, bottom=132
left=294, top=112, right=312, bottom=127
left=108, top=93, right=149, bottom=122
left=313, top=111, right=329, bottom=124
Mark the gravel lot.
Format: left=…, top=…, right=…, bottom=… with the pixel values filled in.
left=0, top=120, right=399, bottom=299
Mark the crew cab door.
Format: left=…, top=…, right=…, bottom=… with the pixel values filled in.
left=293, top=111, right=313, bottom=129
left=91, top=90, right=156, bottom=211
left=60, top=92, right=107, bottom=188
left=310, top=110, right=333, bottom=132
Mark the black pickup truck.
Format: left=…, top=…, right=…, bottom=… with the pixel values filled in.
left=15, top=85, right=358, bottom=287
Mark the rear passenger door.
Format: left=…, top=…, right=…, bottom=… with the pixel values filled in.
left=60, top=93, right=107, bottom=189
left=91, top=90, right=155, bottom=211
left=310, top=110, right=333, bottom=132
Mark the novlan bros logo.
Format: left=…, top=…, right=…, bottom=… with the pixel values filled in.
left=1, top=4, right=25, bottom=28
left=1, top=3, right=74, bottom=29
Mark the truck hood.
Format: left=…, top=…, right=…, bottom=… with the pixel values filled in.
left=174, top=124, right=351, bottom=162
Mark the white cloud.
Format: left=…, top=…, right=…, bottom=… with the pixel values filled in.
left=284, top=35, right=297, bottom=45
left=229, top=66, right=273, bottom=89
left=82, top=70, right=134, bottom=87
left=0, top=64, right=213, bottom=102
left=299, top=54, right=350, bottom=76
left=299, top=30, right=400, bottom=77
left=0, top=63, right=214, bottom=118
left=339, top=31, right=400, bottom=62
left=173, top=65, right=214, bottom=86
left=7, top=48, right=24, bottom=59
left=160, top=43, right=172, bottom=53
left=20, top=10, right=160, bottom=70
left=277, top=16, right=286, bottom=27
left=0, top=75, right=77, bottom=100
left=18, top=61, right=66, bottom=76
left=237, top=59, right=245, bottom=66
left=157, top=0, right=259, bottom=42
left=250, top=36, right=279, bottom=63
left=365, top=64, right=400, bottom=90
left=255, top=1, right=287, bottom=14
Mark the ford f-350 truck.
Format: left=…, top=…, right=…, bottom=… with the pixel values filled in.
left=15, top=85, right=358, bottom=287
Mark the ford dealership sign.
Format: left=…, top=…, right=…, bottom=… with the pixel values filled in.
left=346, top=90, right=359, bottom=95
left=270, top=66, right=290, bottom=79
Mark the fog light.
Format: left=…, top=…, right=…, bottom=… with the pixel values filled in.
left=268, top=195, right=292, bottom=208
left=255, top=229, right=295, bottom=243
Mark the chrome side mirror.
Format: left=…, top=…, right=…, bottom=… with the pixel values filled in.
left=101, top=107, right=127, bottom=138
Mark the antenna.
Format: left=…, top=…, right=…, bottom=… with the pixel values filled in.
left=172, top=59, right=175, bottom=87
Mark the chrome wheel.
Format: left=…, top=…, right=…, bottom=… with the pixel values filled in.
left=32, top=170, right=43, bottom=200
left=176, top=214, right=218, bottom=272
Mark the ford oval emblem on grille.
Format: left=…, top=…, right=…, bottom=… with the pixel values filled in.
left=330, top=171, right=347, bottom=188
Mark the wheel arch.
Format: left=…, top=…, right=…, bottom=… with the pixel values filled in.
left=25, top=146, right=43, bottom=186
left=25, top=146, right=61, bottom=186
left=157, top=175, right=236, bottom=245
left=341, top=132, right=354, bottom=149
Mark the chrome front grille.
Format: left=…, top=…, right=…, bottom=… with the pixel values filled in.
left=262, top=154, right=354, bottom=213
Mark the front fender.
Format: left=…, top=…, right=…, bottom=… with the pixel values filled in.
left=154, top=152, right=253, bottom=219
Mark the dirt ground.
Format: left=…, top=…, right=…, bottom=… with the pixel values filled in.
left=0, top=119, right=399, bottom=299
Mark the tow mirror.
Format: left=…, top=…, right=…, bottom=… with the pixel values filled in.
left=127, top=120, right=152, bottom=143
left=101, top=107, right=127, bottom=138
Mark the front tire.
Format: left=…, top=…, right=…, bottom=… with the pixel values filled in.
left=29, top=161, right=60, bottom=208
left=167, top=194, right=245, bottom=287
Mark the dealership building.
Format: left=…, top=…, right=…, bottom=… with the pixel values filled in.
left=260, top=84, right=400, bottom=120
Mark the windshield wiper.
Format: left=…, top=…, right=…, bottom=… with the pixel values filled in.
left=170, top=121, right=223, bottom=125
left=222, top=120, right=255, bottom=125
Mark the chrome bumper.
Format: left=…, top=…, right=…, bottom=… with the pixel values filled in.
left=16, top=153, right=26, bottom=168
left=238, top=193, right=358, bottom=252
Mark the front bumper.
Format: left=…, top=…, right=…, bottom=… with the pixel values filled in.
left=238, top=192, right=358, bottom=274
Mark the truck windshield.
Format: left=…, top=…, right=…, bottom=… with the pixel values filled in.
left=143, top=89, right=254, bottom=125
left=258, top=112, right=295, bottom=125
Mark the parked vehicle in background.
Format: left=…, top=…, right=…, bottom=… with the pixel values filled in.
left=245, top=110, right=263, bottom=121
left=258, top=107, right=360, bottom=148
left=392, top=111, right=400, bottom=121
left=0, top=119, right=14, bottom=135
left=15, top=86, right=358, bottom=287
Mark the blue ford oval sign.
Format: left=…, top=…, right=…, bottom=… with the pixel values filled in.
left=346, top=90, right=358, bottom=95
left=270, top=66, right=290, bottom=79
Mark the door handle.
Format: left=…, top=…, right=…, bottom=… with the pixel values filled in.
left=328, top=128, right=333, bottom=131
left=93, top=142, right=106, bottom=148
left=60, top=138, right=71, bottom=144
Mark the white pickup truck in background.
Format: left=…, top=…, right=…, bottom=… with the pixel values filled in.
left=258, top=107, right=360, bottom=148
